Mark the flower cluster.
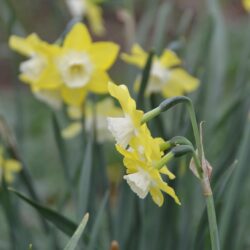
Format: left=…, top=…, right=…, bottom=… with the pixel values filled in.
left=121, top=44, right=199, bottom=97
left=9, top=22, right=119, bottom=108
left=107, top=82, right=180, bottom=206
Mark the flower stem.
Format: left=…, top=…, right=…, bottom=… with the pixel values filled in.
left=142, top=96, right=220, bottom=250
left=206, top=195, right=221, bottom=250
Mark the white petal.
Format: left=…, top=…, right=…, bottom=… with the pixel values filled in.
left=107, top=116, right=135, bottom=148
left=20, top=54, right=46, bottom=81
left=124, top=170, right=151, bottom=199
left=66, top=0, right=86, bottom=18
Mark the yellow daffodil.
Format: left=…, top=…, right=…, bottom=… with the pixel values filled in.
left=116, top=125, right=180, bottom=206
left=243, top=0, right=250, bottom=12
left=62, top=98, right=122, bottom=141
left=9, top=23, right=119, bottom=107
left=0, top=147, right=22, bottom=184
left=56, top=23, right=119, bottom=106
left=107, top=82, right=144, bottom=148
left=121, top=44, right=199, bottom=97
left=66, top=0, right=105, bottom=35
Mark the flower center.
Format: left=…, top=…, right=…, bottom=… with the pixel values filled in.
left=57, top=51, right=93, bottom=88
left=20, top=54, right=46, bottom=82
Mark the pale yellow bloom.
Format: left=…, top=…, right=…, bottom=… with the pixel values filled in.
left=107, top=82, right=144, bottom=148
left=116, top=125, right=180, bottom=206
left=66, top=0, right=105, bottom=35
left=0, top=147, right=22, bottom=184
left=9, top=23, right=119, bottom=107
left=121, top=44, right=199, bottom=97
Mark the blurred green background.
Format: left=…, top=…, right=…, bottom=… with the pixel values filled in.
left=0, top=0, right=250, bottom=249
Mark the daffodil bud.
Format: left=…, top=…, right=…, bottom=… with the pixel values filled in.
left=171, top=145, right=194, bottom=158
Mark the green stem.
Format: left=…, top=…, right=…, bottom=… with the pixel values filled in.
left=206, top=195, right=221, bottom=250
left=142, top=96, right=220, bottom=250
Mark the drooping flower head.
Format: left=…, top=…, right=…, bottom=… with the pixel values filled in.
left=0, top=146, right=22, bottom=184
left=116, top=125, right=180, bottom=206
left=107, top=82, right=144, bottom=148
left=121, top=44, right=199, bottom=97
left=66, top=0, right=105, bottom=36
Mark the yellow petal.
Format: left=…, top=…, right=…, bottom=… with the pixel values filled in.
left=160, top=166, right=175, bottom=180
left=4, top=160, right=22, bottom=183
left=121, top=44, right=148, bottom=68
left=158, top=181, right=181, bottom=205
left=149, top=186, right=164, bottom=207
left=67, top=105, right=82, bottom=120
left=63, top=23, right=92, bottom=51
left=160, top=50, right=181, bottom=68
left=163, top=69, right=199, bottom=97
left=61, top=122, right=83, bottom=139
left=86, top=3, right=105, bottom=36
left=9, top=34, right=39, bottom=56
left=35, top=64, right=62, bottom=89
left=87, top=70, right=109, bottom=93
left=243, top=0, right=250, bottom=12
left=108, top=82, right=135, bottom=113
left=61, top=85, right=87, bottom=106
left=89, top=42, right=119, bottom=70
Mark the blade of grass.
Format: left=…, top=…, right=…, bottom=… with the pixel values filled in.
left=136, top=50, right=154, bottom=110
left=64, top=213, right=89, bottom=250
left=9, top=188, right=78, bottom=237
left=87, top=191, right=109, bottom=250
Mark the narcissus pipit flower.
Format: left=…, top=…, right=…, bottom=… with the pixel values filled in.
left=121, top=44, right=199, bottom=97
left=107, top=82, right=144, bottom=148
left=9, top=23, right=119, bottom=107
left=66, top=0, right=105, bottom=36
left=9, top=34, right=60, bottom=89
left=242, top=0, right=250, bottom=12
left=116, top=125, right=180, bottom=206
left=0, top=147, right=22, bottom=184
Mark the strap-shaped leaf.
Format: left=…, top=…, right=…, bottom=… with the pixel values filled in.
left=64, top=213, right=89, bottom=250
left=9, top=188, right=77, bottom=237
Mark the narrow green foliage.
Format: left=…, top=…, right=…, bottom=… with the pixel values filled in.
left=9, top=188, right=78, bottom=237
left=64, top=213, right=89, bottom=250
left=136, top=50, right=154, bottom=109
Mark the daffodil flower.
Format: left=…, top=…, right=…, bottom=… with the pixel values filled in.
left=116, top=125, right=180, bottom=206
left=0, top=147, right=22, bottom=184
left=9, top=23, right=119, bottom=107
left=9, top=34, right=60, bottom=89
left=66, top=0, right=105, bottom=36
left=56, top=23, right=119, bottom=106
left=242, top=0, right=250, bottom=12
left=107, top=82, right=144, bottom=148
left=121, top=44, right=199, bottom=97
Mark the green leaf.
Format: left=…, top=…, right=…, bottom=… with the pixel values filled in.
left=78, top=132, right=94, bottom=218
left=64, top=213, right=89, bottom=250
left=136, top=50, right=154, bottom=110
left=9, top=188, right=78, bottom=237
left=87, top=191, right=109, bottom=250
